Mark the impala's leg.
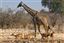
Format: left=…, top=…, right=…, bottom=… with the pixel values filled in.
left=32, top=17, right=37, bottom=37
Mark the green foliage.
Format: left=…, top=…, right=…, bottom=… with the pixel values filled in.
left=41, top=0, right=48, bottom=7
left=61, top=0, right=64, bottom=14
left=41, top=0, right=62, bottom=13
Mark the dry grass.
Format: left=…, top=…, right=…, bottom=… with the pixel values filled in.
left=0, top=28, right=64, bottom=43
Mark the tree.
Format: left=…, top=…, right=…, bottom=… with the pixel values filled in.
left=41, top=0, right=62, bottom=13
left=61, top=0, right=64, bottom=14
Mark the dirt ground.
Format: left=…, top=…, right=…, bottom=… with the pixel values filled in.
left=0, top=29, right=64, bottom=43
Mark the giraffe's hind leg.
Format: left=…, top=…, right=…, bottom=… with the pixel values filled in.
left=37, top=25, right=40, bottom=33
left=37, top=24, right=46, bottom=39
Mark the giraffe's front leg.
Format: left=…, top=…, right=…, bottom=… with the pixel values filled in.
left=32, top=17, right=37, bottom=37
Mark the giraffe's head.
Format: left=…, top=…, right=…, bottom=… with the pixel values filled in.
left=17, top=1, right=24, bottom=8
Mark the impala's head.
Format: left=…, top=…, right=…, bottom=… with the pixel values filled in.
left=17, top=1, right=23, bottom=8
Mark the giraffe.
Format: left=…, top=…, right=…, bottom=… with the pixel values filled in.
left=17, top=1, right=54, bottom=38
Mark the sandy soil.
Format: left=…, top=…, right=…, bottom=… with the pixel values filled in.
left=0, top=29, right=64, bottom=43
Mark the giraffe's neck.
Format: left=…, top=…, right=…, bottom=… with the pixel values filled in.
left=21, top=3, right=38, bottom=16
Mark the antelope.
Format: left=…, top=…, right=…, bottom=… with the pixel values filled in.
left=11, top=32, right=35, bottom=40
left=11, top=33, right=24, bottom=40
left=41, top=31, right=54, bottom=39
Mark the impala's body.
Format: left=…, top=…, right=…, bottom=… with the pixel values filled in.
left=41, top=31, right=54, bottom=38
left=11, top=33, right=24, bottom=39
left=11, top=33, right=35, bottom=40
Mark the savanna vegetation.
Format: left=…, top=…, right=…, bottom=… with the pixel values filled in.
left=0, top=8, right=33, bottom=29
left=0, top=0, right=64, bottom=31
left=0, top=0, right=64, bottom=43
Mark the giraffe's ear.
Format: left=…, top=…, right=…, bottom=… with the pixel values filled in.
left=17, top=1, right=23, bottom=8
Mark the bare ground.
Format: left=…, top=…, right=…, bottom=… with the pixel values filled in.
left=0, top=28, right=64, bottom=43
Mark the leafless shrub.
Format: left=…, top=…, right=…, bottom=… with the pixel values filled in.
left=40, top=10, right=64, bottom=33
left=0, top=8, right=32, bottom=29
